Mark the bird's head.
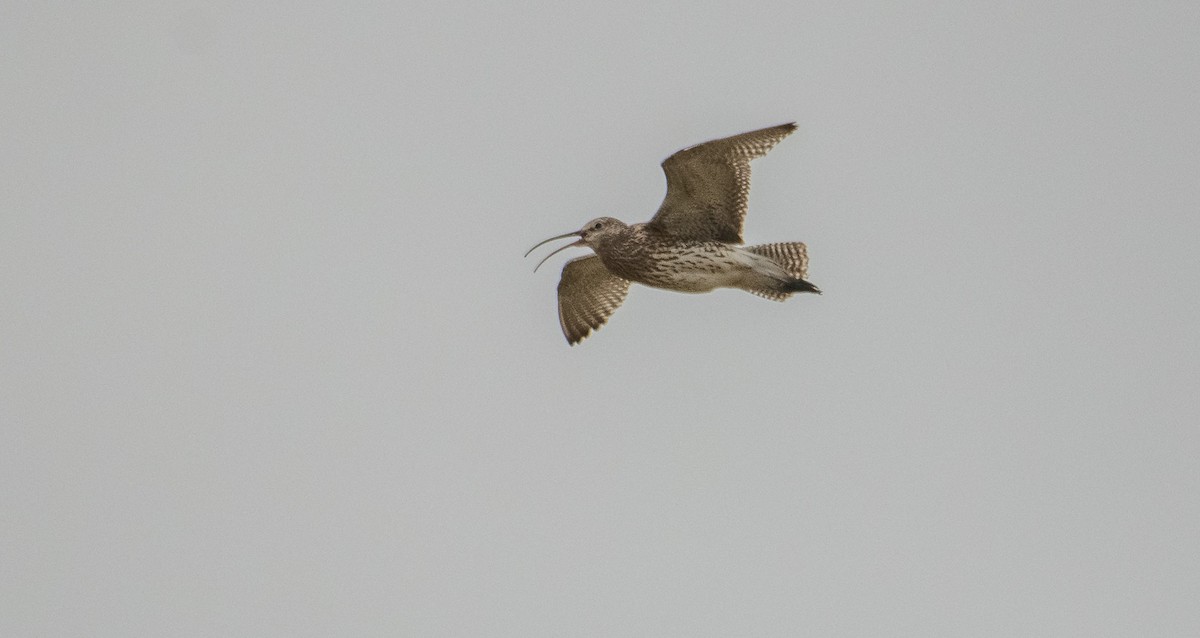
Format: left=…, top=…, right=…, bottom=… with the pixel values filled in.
left=525, top=217, right=628, bottom=271
left=577, top=217, right=627, bottom=245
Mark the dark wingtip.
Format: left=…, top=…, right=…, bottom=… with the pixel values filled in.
left=788, top=278, right=821, bottom=295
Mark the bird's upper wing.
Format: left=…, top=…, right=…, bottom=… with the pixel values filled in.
left=557, top=255, right=631, bottom=345
left=646, top=123, right=797, bottom=243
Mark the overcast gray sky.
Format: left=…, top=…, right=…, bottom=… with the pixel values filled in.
left=4, top=1, right=1199, bottom=636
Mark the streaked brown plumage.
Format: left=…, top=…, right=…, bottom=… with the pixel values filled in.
left=527, top=123, right=820, bottom=345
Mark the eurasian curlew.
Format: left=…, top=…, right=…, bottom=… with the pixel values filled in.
left=527, top=123, right=820, bottom=345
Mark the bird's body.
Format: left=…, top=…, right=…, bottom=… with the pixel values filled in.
left=605, top=237, right=760, bottom=293
left=527, top=123, right=820, bottom=345
left=591, top=225, right=811, bottom=295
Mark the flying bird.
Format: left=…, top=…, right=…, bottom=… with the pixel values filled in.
left=526, top=122, right=820, bottom=345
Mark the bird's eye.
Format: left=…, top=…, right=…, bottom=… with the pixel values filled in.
left=593, top=222, right=602, bottom=230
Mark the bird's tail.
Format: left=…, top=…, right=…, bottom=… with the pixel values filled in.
left=745, top=242, right=821, bottom=300
left=747, top=242, right=809, bottom=278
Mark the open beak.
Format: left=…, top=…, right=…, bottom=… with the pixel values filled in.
left=525, top=231, right=584, bottom=272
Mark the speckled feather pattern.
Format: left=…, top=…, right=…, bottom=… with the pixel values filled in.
left=599, top=230, right=748, bottom=291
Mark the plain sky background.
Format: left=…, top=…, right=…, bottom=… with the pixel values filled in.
left=3, top=1, right=1199, bottom=636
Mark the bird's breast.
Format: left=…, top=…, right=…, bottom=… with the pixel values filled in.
left=598, top=241, right=752, bottom=293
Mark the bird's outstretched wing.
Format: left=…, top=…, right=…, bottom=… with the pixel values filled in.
left=557, top=255, right=631, bottom=345
left=647, top=123, right=797, bottom=243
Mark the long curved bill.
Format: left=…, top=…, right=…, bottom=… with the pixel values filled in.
left=525, top=231, right=584, bottom=272
left=524, top=231, right=579, bottom=258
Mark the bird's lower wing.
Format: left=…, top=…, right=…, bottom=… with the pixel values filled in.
left=557, top=255, right=631, bottom=345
